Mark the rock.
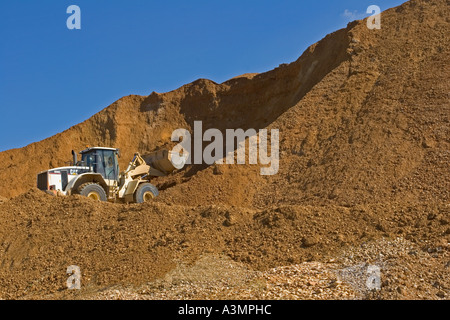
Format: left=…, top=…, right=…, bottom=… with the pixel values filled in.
left=213, top=165, right=225, bottom=175
left=328, top=279, right=341, bottom=288
left=302, top=237, right=318, bottom=248
left=422, top=137, right=436, bottom=148
left=223, top=211, right=238, bottom=226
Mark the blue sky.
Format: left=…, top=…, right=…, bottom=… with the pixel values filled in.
left=0, top=0, right=406, bottom=151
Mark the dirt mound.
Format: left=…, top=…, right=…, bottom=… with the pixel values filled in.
left=0, top=189, right=448, bottom=299
left=0, top=1, right=447, bottom=207
left=0, top=0, right=448, bottom=300
left=156, top=0, right=449, bottom=208
left=0, top=0, right=352, bottom=199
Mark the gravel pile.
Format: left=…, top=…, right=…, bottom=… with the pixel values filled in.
left=82, top=237, right=449, bottom=300
left=84, top=257, right=360, bottom=300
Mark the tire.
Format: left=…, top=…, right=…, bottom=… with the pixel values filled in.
left=134, top=183, right=159, bottom=203
left=78, top=183, right=108, bottom=202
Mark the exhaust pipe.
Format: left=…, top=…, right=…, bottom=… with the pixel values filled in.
left=72, top=150, right=78, bottom=166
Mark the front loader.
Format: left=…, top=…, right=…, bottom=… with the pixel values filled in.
left=37, top=147, right=187, bottom=203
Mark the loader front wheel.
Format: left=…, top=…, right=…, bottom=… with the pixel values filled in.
left=78, top=183, right=108, bottom=202
left=134, top=183, right=159, bottom=203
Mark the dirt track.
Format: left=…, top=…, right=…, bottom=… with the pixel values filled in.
left=0, top=0, right=449, bottom=300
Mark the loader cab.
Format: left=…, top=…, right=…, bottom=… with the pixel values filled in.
left=80, top=147, right=120, bottom=182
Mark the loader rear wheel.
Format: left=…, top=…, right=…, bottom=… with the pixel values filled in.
left=78, top=183, right=107, bottom=202
left=134, top=183, right=159, bottom=203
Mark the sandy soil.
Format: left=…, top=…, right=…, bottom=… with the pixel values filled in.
left=0, top=0, right=448, bottom=300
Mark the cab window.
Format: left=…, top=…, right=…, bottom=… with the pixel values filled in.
left=103, top=150, right=117, bottom=181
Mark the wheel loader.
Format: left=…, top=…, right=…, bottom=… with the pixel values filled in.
left=36, top=147, right=187, bottom=203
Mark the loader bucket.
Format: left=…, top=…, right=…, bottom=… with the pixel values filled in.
left=143, top=149, right=188, bottom=174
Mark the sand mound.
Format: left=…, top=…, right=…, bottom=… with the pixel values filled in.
left=0, top=189, right=448, bottom=299
left=0, top=0, right=351, bottom=199
left=156, top=0, right=449, bottom=208
left=0, top=0, right=448, bottom=299
left=0, top=1, right=447, bottom=207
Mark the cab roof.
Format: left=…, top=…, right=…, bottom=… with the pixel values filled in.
left=80, top=147, right=119, bottom=154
